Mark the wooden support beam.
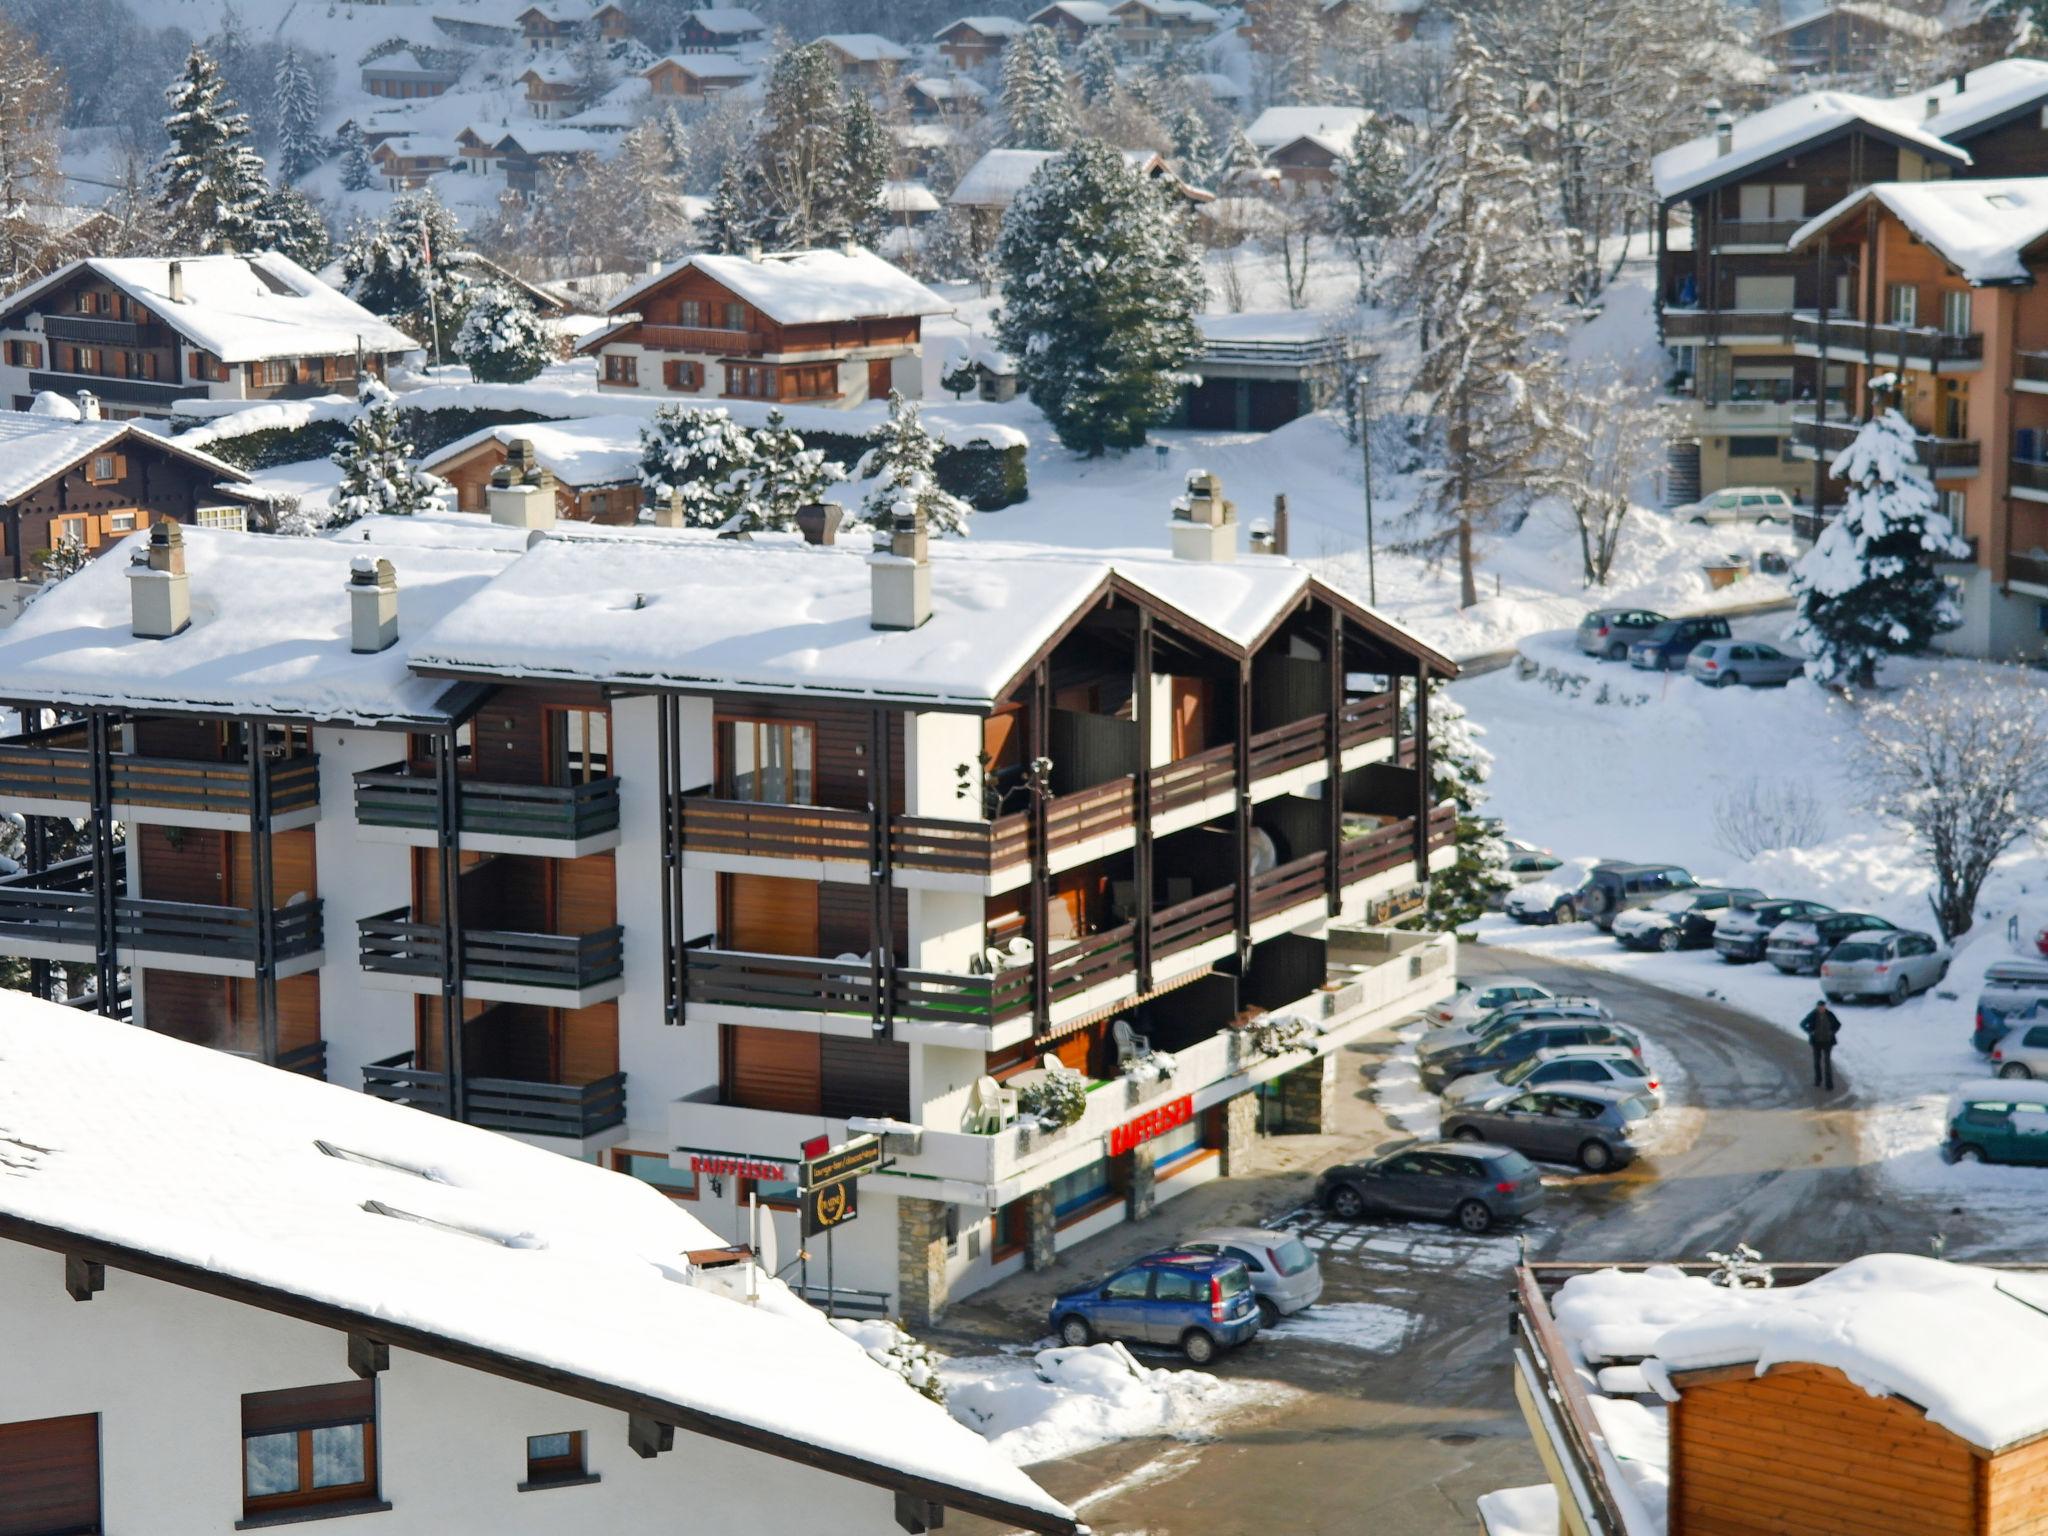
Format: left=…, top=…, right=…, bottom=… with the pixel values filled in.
left=1132, top=609, right=1154, bottom=994
left=896, top=1490, right=947, bottom=1533
left=628, top=1413, right=675, bottom=1459
left=348, top=1332, right=389, bottom=1379
left=64, top=1254, right=103, bottom=1301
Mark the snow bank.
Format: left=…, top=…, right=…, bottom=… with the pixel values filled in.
left=1476, top=1486, right=1561, bottom=1536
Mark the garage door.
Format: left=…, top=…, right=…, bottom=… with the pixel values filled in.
left=0, top=1412, right=100, bottom=1536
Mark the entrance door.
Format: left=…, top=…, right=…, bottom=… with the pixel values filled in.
left=868, top=358, right=893, bottom=400
left=720, top=872, right=820, bottom=956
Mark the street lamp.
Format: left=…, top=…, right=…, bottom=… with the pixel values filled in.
left=1354, top=371, right=1377, bottom=605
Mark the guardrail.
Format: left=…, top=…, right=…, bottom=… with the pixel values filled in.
left=357, top=907, right=623, bottom=992
left=1148, top=743, right=1234, bottom=814
left=1658, top=308, right=1796, bottom=342
left=1790, top=313, right=1983, bottom=364
left=1793, top=415, right=1977, bottom=471
left=354, top=764, right=619, bottom=843
left=0, top=858, right=322, bottom=961
left=681, top=795, right=869, bottom=862
left=891, top=811, right=1031, bottom=874
left=1248, top=716, right=1328, bottom=779
left=277, top=1039, right=328, bottom=1079
left=28, top=370, right=192, bottom=406
left=1153, top=885, right=1235, bottom=960
left=0, top=740, right=320, bottom=820
left=361, top=1050, right=627, bottom=1137
left=1338, top=693, right=1394, bottom=750
left=635, top=323, right=766, bottom=355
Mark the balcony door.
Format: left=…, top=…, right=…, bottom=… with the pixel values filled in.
left=547, top=705, right=609, bottom=787
left=720, top=872, right=819, bottom=956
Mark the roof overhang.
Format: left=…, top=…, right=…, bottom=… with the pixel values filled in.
left=1659, top=119, right=1971, bottom=210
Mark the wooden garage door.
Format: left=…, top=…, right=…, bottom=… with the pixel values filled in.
left=0, top=1412, right=101, bottom=1536
left=721, top=873, right=819, bottom=957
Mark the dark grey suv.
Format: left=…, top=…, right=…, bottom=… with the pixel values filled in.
left=1315, top=1140, right=1544, bottom=1233
left=1441, top=1084, right=1652, bottom=1172
left=1575, top=863, right=1698, bottom=931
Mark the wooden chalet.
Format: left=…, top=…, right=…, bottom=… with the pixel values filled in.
left=371, top=137, right=452, bottom=190
left=519, top=2, right=630, bottom=49
left=643, top=54, right=755, bottom=102
left=934, top=14, right=1028, bottom=69
left=1762, top=1, right=1945, bottom=78
left=519, top=60, right=588, bottom=119
left=814, top=33, right=913, bottom=82
left=423, top=426, right=642, bottom=524
left=676, top=5, right=767, bottom=49
left=904, top=74, right=987, bottom=123
left=455, top=125, right=506, bottom=175
left=361, top=50, right=462, bottom=99
left=493, top=130, right=609, bottom=193
left=1108, top=0, right=1222, bottom=54
left=1028, top=1, right=1118, bottom=46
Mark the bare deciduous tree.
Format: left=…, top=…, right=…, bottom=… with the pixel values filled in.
left=1552, top=372, right=1677, bottom=586
left=1859, top=678, right=2048, bottom=941
left=1712, top=775, right=1827, bottom=860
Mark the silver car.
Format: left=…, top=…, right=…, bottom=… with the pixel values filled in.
left=1425, top=976, right=1554, bottom=1028
left=1685, top=639, right=1804, bottom=689
left=1440, top=1044, right=1663, bottom=1112
left=1819, top=928, right=1950, bottom=1005
left=1418, top=997, right=1611, bottom=1059
left=1990, top=1019, right=2048, bottom=1079
left=1181, top=1227, right=1323, bottom=1324
left=1441, top=1083, right=1652, bottom=1173
left=1669, top=485, right=1796, bottom=525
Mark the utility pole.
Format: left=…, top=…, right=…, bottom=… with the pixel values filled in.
left=1356, top=371, right=1377, bottom=605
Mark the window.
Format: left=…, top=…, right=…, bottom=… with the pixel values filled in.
left=1104, top=1268, right=1151, bottom=1299
left=0, top=1412, right=101, bottom=1536
left=585, top=491, right=608, bottom=516
left=786, top=364, right=838, bottom=400
left=108, top=512, right=137, bottom=533
left=662, top=358, right=703, bottom=391
left=721, top=301, right=746, bottom=330
left=677, top=300, right=707, bottom=327
left=1152, top=1268, right=1200, bottom=1302
left=197, top=505, right=249, bottom=531
left=1149, top=1118, right=1203, bottom=1173
left=520, top=1431, right=589, bottom=1490
left=1943, top=290, right=1973, bottom=337
left=603, top=352, right=638, bottom=385
left=258, top=359, right=290, bottom=387
left=738, top=1173, right=800, bottom=1210
left=1943, top=490, right=1967, bottom=530
left=73, top=347, right=100, bottom=375
left=1727, top=436, right=1778, bottom=457
left=1051, top=1156, right=1113, bottom=1220
left=549, top=706, right=609, bottom=785
left=87, top=455, right=117, bottom=484
left=240, top=1381, right=379, bottom=1522
left=1888, top=283, right=1919, bottom=326
left=1731, top=275, right=1795, bottom=311
left=719, top=718, right=814, bottom=803
left=3, top=340, right=41, bottom=368
left=724, top=363, right=773, bottom=398
left=609, top=1148, right=698, bottom=1200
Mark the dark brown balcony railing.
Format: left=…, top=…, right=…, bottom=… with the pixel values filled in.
left=680, top=796, right=871, bottom=862
left=1711, top=218, right=1807, bottom=247
left=362, top=1051, right=627, bottom=1138
left=1790, top=313, right=1983, bottom=364
left=1659, top=309, right=1797, bottom=343
left=357, top=908, right=623, bottom=992
left=0, top=730, right=319, bottom=820
left=635, top=324, right=767, bottom=355
left=1152, top=885, right=1236, bottom=960
left=0, top=857, right=323, bottom=961
left=354, top=763, right=619, bottom=843
left=1793, top=416, right=1978, bottom=472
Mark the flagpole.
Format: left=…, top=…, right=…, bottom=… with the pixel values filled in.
left=421, top=218, right=441, bottom=370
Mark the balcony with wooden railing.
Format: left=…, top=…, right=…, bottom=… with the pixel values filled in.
left=362, top=1050, right=627, bottom=1139
left=1789, top=313, right=1983, bottom=368
left=352, top=763, right=619, bottom=851
left=1658, top=309, right=1797, bottom=344
left=357, top=907, right=624, bottom=1004
left=634, top=324, right=767, bottom=355
left=1791, top=414, right=1978, bottom=474
left=0, top=855, right=324, bottom=969
left=0, top=724, right=320, bottom=827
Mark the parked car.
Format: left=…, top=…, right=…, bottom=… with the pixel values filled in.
left=1574, top=863, right=1699, bottom=931
left=1047, top=1251, right=1262, bottom=1364
left=1442, top=1083, right=1653, bottom=1173
left=1418, top=996, right=1613, bottom=1059
left=1669, top=486, right=1797, bottom=525
left=1502, top=858, right=1605, bottom=924
left=1630, top=616, right=1733, bottom=671
left=1945, top=1080, right=2048, bottom=1165
left=1425, top=976, right=1554, bottom=1027
left=1421, top=1018, right=1644, bottom=1093
left=1819, top=929, right=1950, bottom=1005
left=1180, top=1228, right=1323, bottom=1325
left=1766, top=912, right=1899, bottom=975
left=1989, top=1020, right=2048, bottom=1079
left=1611, top=888, right=1765, bottom=952
left=1577, top=608, right=1668, bottom=662
left=1685, top=639, right=1805, bottom=689
left=1713, top=898, right=1834, bottom=964
left=1314, top=1139, right=1544, bottom=1233
left=1973, top=960, right=2048, bottom=1053
left=1440, top=1044, right=1663, bottom=1112
left=1503, top=838, right=1563, bottom=881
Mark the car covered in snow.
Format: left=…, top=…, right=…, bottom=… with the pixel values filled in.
left=1577, top=607, right=1667, bottom=661
left=1441, top=1082, right=1652, bottom=1173
left=1766, top=911, right=1898, bottom=975
left=1503, top=859, right=1603, bottom=924
left=1684, top=638, right=1805, bottom=688
left=1418, top=996, right=1612, bottom=1059
left=1610, top=888, right=1764, bottom=952
left=1180, top=1227, right=1322, bottom=1324
left=1420, top=1017, right=1644, bottom=1093
left=1629, top=616, right=1733, bottom=671
left=1945, top=1080, right=2048, bottom=1165
left=1048, top=1251, right=1261, bottom=1364
left=1712, top=897, right=1834, bottom=963
left=1819, top=929, right=1949, bottom=1005
left=1974, top=961, right=2048, bottom=1053
left=1439, top=1044, right=1662, bottom=1113
left=1424, top=976, right=1554, bottom=1028
left=1667, top=486, right=1796, bottom=525
left=1315, top=1139, right=1544, bottom=1233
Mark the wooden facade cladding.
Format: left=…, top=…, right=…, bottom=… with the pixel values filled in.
left=434, top=441, right=637, bottom=523
left=0, top=435, right=230, bottom=582
left=604, top=266, right=923, bottom=358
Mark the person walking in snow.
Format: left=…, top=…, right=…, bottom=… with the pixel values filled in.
left=1800, top=999, right=1841, bottom=1091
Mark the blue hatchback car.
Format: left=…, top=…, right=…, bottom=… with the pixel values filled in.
left=1048, top=1251, right=1261, bottom=1364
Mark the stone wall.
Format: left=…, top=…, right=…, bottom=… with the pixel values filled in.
left=1025, top=1187, right=1057, bottom=1270
left=1219, top=1090, right=1260, bottom=1175
left=1277, top=1053, right=1337, bottom=1134
left=896, top=1196, right=950, bottom=1327
left=1125, top=1148, right=1157, bottom=1222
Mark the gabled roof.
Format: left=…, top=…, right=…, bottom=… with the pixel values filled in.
left=0, top=412, right=248, bottom=506
left=936, top=14, right=1031, bottom=38
left=1788, top=177, right=2048, bottom=283
left=1903, top=58, right=2048, bottom=140
left=907, top=74, right=989, bottom=102
left=606, top=246, right=951, bottom=326
left=645, top=53, right=757, bottom=81
left=0, top=995, right=1075, bottom=1535
left=1245, top=104, right=1370, bottom=151
left=0, top=254, right=419, bottom=363
left=949, top=147, right=1207, bottom=208
left=519, top=56, right=584, bottom=85
left=815, top=32, right=914, bottom=61
left=1651, top=88, right=1971, bottom=203
left=372, top=135, right=451, bottom=161
left=1029, top=0, right=1118, bottom=23
left=362, top=50, right=460, bottom=78
left=884, top=179, right=943, bottom=214
left=1763, top=0, right=1944, bottom=41
left=688, top=5, right=766, bottom=31
left=494, top=127, right=614, bottom=156
left=1113, top=0, right=1224, bottom=20
left=422, top=414, right=648, bottom=487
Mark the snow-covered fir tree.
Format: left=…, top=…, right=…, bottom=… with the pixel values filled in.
left=1401, top=27, right=1567, bottom=609
left=1791, top=382, right=1971, bottom=689
left=706, top=159, right=753, bottom=254
left=337, top=122, right=375, bottom=192
left=994, top=141, right=1203, bottom=455
left=0, top=18, right=66, bottom=287
left=746, top=410, right=847, bottom=533
left=271, top=47, right=323, bottom=182
left=858, top=392, right=972, bottom=536
left=613, top=119, right=694, bottom=265
left=637, top=405, right=757, bottom=528
left=1000, top=26, right=1075, bottom=149
left=454, top=284, right=554, bottom=384
left=254, top=183, right=329, bottom=267
left=1333, top=114, right=1401, bottom=295
left=751, top=44, right=850, bottom=248
left=841, top=92, right=890, bottom=249
left=1418, top=683, right=1512, bottom=932
left=940, top=351, right=979, bottom=400
left=1076, top=28, right=1119, bottom=106
left=336, top=189, right=467, bottom=356
left=329, top=380, right=441, bottom=523
left=154, top=45, right=270, bottom=253
left=1166, top=104, right=1216, bottom=188
left=1216, top=123, right=1267, bottom=189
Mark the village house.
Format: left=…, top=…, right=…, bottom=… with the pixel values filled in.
left=934, top=14, right=1029, bottom=70
left=903, top=73, right=988, bottom=123
left=448, top=251, right=574, bottom=318
left=1245, top=105, right=1372, bottom=188
left=519, top=1, right=631, bottom=50
left=1028, top=1, right=1119, bottom=47
left=455, top=125, right=508, bottom=175
left=578, top=244, right=950, bottom=407
left=0, top=254, right=418, bottom=418
left=1761, top=0, right=1947, bottom=78
left=1108, top=0, right=1224, bottom=54
left=0, top=993, right=1078, bottom=1536
left=0, top=480, right=1457, bottom=1320
left=361, top=50, right=463, bottom=99
left=814, top=33, right=914, bottom=83
left=643, top=53, right=756, bottom=103
left=675, top=5, right=767, bottom=50
left=1185, top=312, right=1366, bottom=431
left=518, top=58, right=589, bottom=119
left=373, top=137, right=454, bottom=190
left=423, top=424, right=645, bottom=523
left=493, top=128, right=614, bottom=194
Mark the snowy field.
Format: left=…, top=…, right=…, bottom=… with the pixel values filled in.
left=1458, top=628, right=2048, bottom=1248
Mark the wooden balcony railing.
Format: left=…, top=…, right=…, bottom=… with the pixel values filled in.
left=2021, top=352, right=2048, bottom=386
left=0, top=857, right=323, bottom=961
left=891, top=812, right=1031, bottom=874
left=683, top=795, right=871, bottom=862
left=1251, top=851, right=1326, bottom=922
left=2010, top=553, right=2048, bottom=589
left=684, top=948, right=1034, bottom=1026
left=1148, top=742, right=1234, bottom=814
left=354, top=764, right=619, bottom=843
left=1793, top=415, right=1978, bottom=472
left=362, top=1051, right=627, bottom=1138
left=357, top=907, right=623, bottom=992
left=1711, top=218, right=1806, bottom=247
left=0, top=734, right=320, bottom=820
left=2014, top=458, right=2048, bottom=495
left=1247, top=716, right=1328, bottom=779
left=635, top=324, right=767, bottom=355
left=1043, top=776, right=1135, bottom=848
left=1659, top=308, right=1796, bottom=342
left=1339, top=693, right=1395, bottom=749
left=28, top=370, right=192, bottom=406
left=1790, top=313, right=1983, bottom=364
left=1152, top=885, right=1235, bottom=960
left=278, top=1039, right=328, bottom=1079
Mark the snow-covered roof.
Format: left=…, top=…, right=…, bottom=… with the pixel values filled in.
left=422, top=415, right=648, bottom=487
left=520, top=55, right=584, bottom=85
left=1900, top=58, right=2048, bottom=139
left=363, top=50, right=459, bottom=77
left=0, top=412, right=247, bottom=505
left=1764, top=0, right=1944, bottom=40
left=1245, top=105, right=1370, bottom=150
left=562, top=76, right=652, bottom=129
left=689, top=5, right=765, bottom=31
left=1192, top=70, right=1246, bottom=100
left=1115, top=0, right=1223, bottom=20
left=0, top=254, right=419, bottom=364
left=884, top=180, right=943, bottom=214
left=647, top=53, right=757, bottom=80
left=1652, top=88, right=1972, bottom=202
left=1197, top=309, right=1344, bottom=344
left=1029, top=1, right=1117, bottom=23
left=0, top=526, right=514, bottom=724
left=610, top=246, right=951, bottom=326
left=1553, top=1256, right=2048, bottom=1455
left=494, top=127, right=615, bottom=156
left=908, top=74, right=989, bottom=101
left=815, top=32, right=914, bottom=61
left=949, top=148, right=1057, bottom=207
left=373, top=136, right=451, bottom=160
left=0, top=996, right=1074, bottom=1534
left=1789, top=177, right=2048, bottom=283
left=936, top=14, right=1031, bottom=37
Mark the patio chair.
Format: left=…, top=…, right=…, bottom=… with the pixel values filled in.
left=1112, top=1018, right=1154, bottom=1071
left=964, top=1075, right=1017, bottom=1134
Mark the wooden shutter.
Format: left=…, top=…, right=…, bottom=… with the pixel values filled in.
left=554, top=851, right=616, bottom=934
left=724, top=1024, right=821, bottom=1113
left=0, top=1413, right=101, bottom=1536
left=721, top=873, right=819, bottom=956
left=820, top=1035, right=910, bottom=1119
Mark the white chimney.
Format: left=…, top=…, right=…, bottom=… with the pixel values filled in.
left=1170, top=468, right=1236, bottom=563
left=167, top=260, right=186, bottom=304
left=1926, top=94, right=1941, bottom=120
left=128, top=521, right=190, bottom=639
left=652, top=485, right=688, bottom=529
left=745, top=241, right=764, bottom=263
left=74, top=390, right=99, bottom=421
left=1714, top=115, right=1734, bottom=157
left=870, top=507, right=931, bottom=630
left=348, top=556, right=399, bottom=653
left=485, top=438, right=558, bottom=531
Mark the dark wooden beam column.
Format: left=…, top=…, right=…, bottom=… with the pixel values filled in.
left=86, top=711, right=119, bottom=1017
left=869, top=707, right=897, bottom=1040
left=247, top=720, right=279, bottom=1067
left=1813, top=232, right=1830, bottom=514
left=1132, top=611, right=1154, bottom=994
left=1028, top=663, right=1050, bottom=1036
left=1234, top=658, right=1253, bottom=965
left=435, top=728, right=467, bottom=1124
left=1325, top=611, right=1344, bottom=915
left=658, top=693, right=686, bottom=1027
left=1413, top=664, right=1431, bottom=882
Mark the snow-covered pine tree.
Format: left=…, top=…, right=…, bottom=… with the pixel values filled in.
left=610, top=119, right=693, bottom=267
left=657, top=105, right=691, bottom=181
left=857, top=392, right=972, bottom=535
left=1791, top=381, right=1971, bottom=689
left=840, top=92, right=890, bottom=249
left=994, top=141, right=1203, bottom=456
left=752, top=44, right=849, bottom=249
left=706, top=159, right=754, bottom=254
left=1216, top=123, right=1267, bottom=189
left=0, top=18, right=66, bottom=288
left=1401, top=26, right=1567, bottom=609
left=1332, top=114, right=1401, bottom=298
left=455, top=284, right=554, bottom=384
left=1248, top=0, right=1323, bottom=106
left=1418, top=682, right=1511, bottom=932
left=1076, top=28, right=1119, bottom=107
left=254, top=183, right=330, bottom=266
left=329, top=380, right=442, bottom=523
left=746, top=409, right=847, bottom=534
left=940, top=350, right=978, bottom=400
left=637, top=405, right=757, bottom=528
left=336, top=189, right=467, bottom=354
left=154, top=45, right=270, bottom=253
left=999, top=26, right=1074, bottom=150
left=272, top=47, right=323, bottom=182
left=337, top=122, right=375, bottom=192
left=1166, top=104, right=1215, bottom=188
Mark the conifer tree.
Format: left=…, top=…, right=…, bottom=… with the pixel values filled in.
left=1217, top=123, right=1267, bottom=188
left=747, top=409, right=846, bottom=532
left=1419, top=683, right=1512, bottom=932
left=330, top=379, right=441, bottom=523
left=753, top=44, right=849, bottom=248
left=858, top=392, right=973, bottom=535
left=1076, top=28, right=1119, bottom=106
left=1333, top=114, right=1401, bottom=297
left=154, top=45, right=270, bottom=253
left=254, top=183, right=329, bottom=266
left=1000, top=26, right=1074, bottom=149
left=455, top=284, right=554, bottom=384
left=637, top=405, right=757, bottom=527
left=1791, top=381, right=1971, bottom=689
left=272, top=47, right=323, bottom=182
left=841, top=92, right=891, bottom=248
left=994, top=142, right=1203, bottom=455
left=337, top=122, right=375, bottom=192
left=706, top=159, right=753, bottom=254
left=336, top=189, right=467, bottom=354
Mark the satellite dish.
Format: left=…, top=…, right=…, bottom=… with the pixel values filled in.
left=750, top=1194, right=778, bottom=1285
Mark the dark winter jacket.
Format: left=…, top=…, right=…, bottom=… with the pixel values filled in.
left=1800, top=1003, right=1841, bottom=1049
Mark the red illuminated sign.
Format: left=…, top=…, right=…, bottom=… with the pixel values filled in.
left=689, top=1154, right=790, bottom=1180
left=1108, top=1094, right=1193, bottom=1158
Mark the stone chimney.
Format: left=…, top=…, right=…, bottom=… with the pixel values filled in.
left=167, top=260, right=185, bottom=304
left=869, top=507, right=931, bottom=630
left=1273, top=492, right=1290, bottom=556
left=1714, top=115, right=1734, bottom=157
left=486, top=438, right=557, bottom=531
left=1249, top=524, right=1275, bottom=555
left=1170, top=469, right=1236, bottom=563
left=745, top=241, right=765, bottom=263
left=652, top=485, right=688, bottom=529
left=796, top=502, right=843, bottom=546
left=128, top=520, right=190, bottom=639
left=74, top=390, right=99, bottom=422
left=348, top=556, right=399, bottom=654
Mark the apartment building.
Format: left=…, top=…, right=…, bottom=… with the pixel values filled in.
left=0, top=254, right=419, bottom=418
left=0, top=474, right=1457, bottom=1322
left=1654, top=61, right=2048, bottom=505
left=579, top=245, right=949, bottom=407
left=0, top=994, right=1074, bottom=1536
